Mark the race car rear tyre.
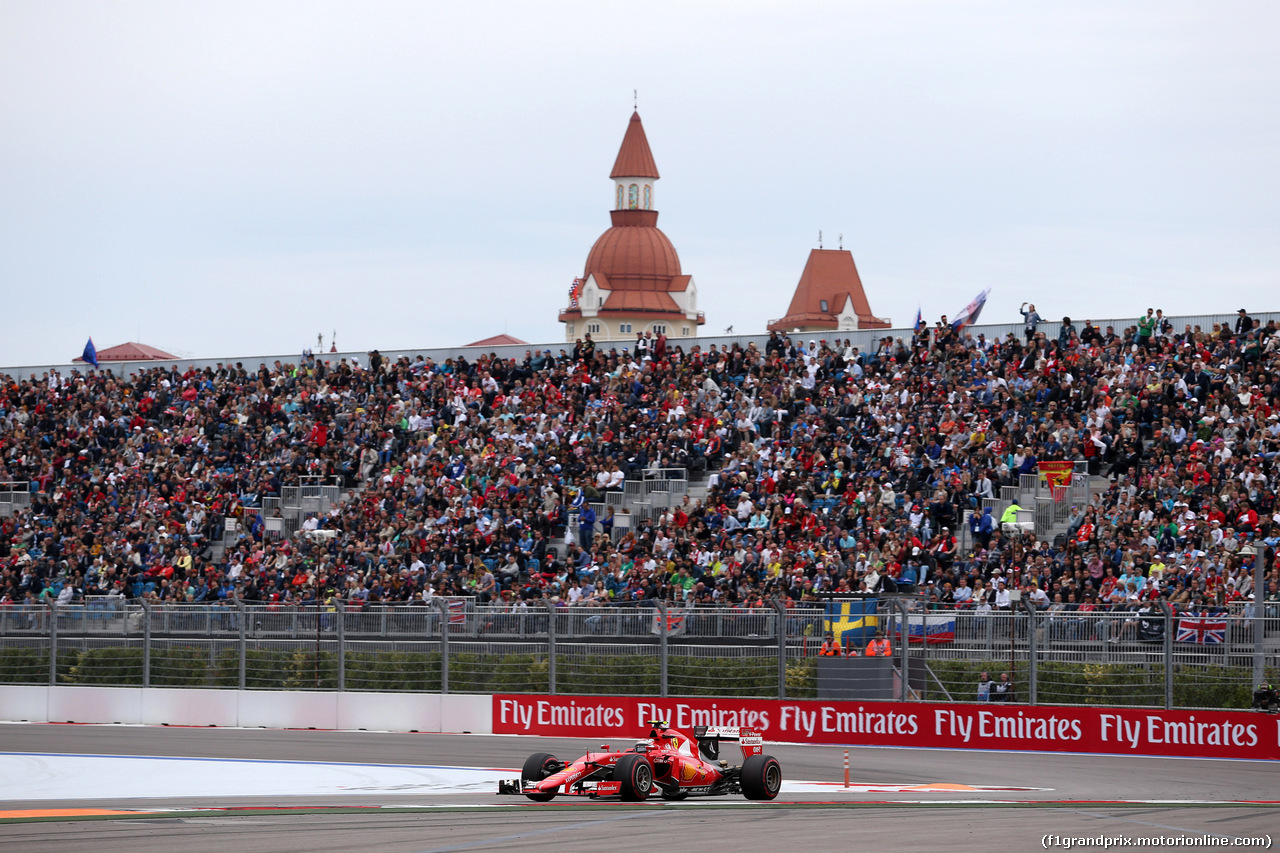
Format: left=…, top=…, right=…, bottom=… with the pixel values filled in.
left=521, top=752, right=560, bottom=802
left=740, top=755, right=782, bottom=800
left=613, top=754, right=654, bottom=801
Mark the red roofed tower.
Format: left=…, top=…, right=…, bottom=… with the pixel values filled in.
left=559, top=111, right=704, bottom=343
left=767, top=248, right=890, bottom=334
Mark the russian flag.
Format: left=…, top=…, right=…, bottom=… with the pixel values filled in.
left=951, top=288, right=991, bottom=331
left=906, top=613, right=956, bottom=644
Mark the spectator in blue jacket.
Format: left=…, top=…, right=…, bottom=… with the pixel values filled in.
left=1020, top=302, right=1042, bottom=343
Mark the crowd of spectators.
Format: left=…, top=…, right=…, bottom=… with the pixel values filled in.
left=2, top=306, right=1279, bottom=627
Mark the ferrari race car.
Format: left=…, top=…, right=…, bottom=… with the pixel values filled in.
left=498, top=721, right=782, bottom=802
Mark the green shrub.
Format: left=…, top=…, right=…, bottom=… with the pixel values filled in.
left=926, top=658, right=1260, bottom=709
left=345, top=652, right=441, bottom=693
left=151, top=646, right=213, bottom=686
left=0, top=648, right=49, bottom=684
left=786, top=659, right=816, bottom=698
left=67, top=648, right=144, bottom=686
left=668, top=656, right=775, bottom=697
left=8, top=640, right=1269, bottom=708
left=556, top=653, right=660, bottom=696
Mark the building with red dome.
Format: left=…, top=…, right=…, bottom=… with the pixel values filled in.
left=558, top=112, right=704, bottom=342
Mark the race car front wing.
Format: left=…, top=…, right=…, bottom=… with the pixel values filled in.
left=497, top=778, right=623, bottom=798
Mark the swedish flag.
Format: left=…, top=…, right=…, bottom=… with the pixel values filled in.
left=824, top=599, right=878, bottom=647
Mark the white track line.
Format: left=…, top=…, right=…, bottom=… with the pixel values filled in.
left=0, top=754, right=503, bottom=801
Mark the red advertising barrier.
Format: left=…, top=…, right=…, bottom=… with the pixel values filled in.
left=492, top=695, right=1279, bottom=761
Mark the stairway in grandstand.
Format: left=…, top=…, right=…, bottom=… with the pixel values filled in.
left=962, top=461, right=1096, bottom=553
left=212, top=475, right=357, bottom=562
left=548, top=465, right=716, bottom=562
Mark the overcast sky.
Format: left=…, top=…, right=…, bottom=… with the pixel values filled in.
left=2, top=1, right=1277, bottom=365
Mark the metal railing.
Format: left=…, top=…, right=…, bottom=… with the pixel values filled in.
left=224, top=477, right=348, bottom=545
left=2, top=598, right=1275, bottom=709
left=622, top=470, right=688, bottom=521
left=0, top=482, right=31, bottom=517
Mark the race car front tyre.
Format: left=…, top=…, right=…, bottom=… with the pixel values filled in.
left=613, top=754, right=654, bottom=801
left=521, top=752, right=560, bottom=802
left=740, top=755, right=782, bottom=800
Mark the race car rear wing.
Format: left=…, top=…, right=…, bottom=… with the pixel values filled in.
left=692, top=726, right=763, bottom=761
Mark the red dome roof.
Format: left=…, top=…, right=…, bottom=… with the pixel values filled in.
left=585, top=219, right=682, bottom=290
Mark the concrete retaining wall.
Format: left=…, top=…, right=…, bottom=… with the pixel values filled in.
left=0, top=686, right=494, bottom=733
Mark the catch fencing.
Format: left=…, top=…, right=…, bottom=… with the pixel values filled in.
left=0, top=599, right=1274, bottom=709
left=889, top=601, right=1280, bottom=709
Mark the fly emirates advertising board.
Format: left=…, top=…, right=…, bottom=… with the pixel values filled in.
left=491, top=695, right=1278, bottom=760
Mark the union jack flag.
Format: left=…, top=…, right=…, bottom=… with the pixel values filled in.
left=1175, top=615, right=1226, bottom=644
left=568, top=278, right=584, bottom=308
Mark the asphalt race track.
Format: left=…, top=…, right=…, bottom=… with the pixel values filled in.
left=0, top=724, right=1275, bottom=852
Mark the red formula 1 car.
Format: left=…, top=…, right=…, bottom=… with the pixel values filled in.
left=497, top=721, right=782, bottom=802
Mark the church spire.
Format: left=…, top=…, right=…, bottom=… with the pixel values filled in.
left=610, top=111, right=659, bottom=179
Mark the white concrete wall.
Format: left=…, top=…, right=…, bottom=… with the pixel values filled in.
left=1, top=685, right=50, bottom=722
left=48, top=685, right=142, bottom=725
left=141, top=688, right=239, bottom=727
left=0, top=686, right=494, bottom=733
left=336, top=692, right=441, bottom=732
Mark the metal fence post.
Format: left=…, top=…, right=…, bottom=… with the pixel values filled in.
left=237, top=600, right=247, bottom=690
left=48, top=601, right=57, bottom=685
left=657, top=600, right=668, bottom=698
left=920, top=608, right=930, bottom=700
left=1255, top=547, right=1273, bottom=691
left=895, top=599, right=910, bottom=700
left=773, top=599, right=787, bottom=700
left=544, top=600, right=557, bottom=696
left=141, top=600, right=151, bottom=688
left=1023, top=599, right=1038, bottom=705
left=1160, top=599, right=1174, bottom=709
left=336, top=601, right=345, bottom=693
left=434, top=598, right=449, bottom=694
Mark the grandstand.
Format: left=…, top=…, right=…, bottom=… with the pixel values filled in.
left=1, top=307, right=1278, bottom=700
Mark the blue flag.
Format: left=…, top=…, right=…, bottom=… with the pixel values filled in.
left=81, top=338, right=99, bottom=368
left=823, top=598, right=879, bottom=648
left=913, top=307, right=924, bottom=333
